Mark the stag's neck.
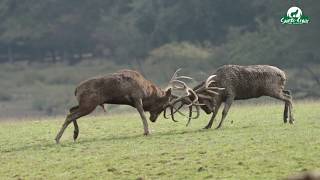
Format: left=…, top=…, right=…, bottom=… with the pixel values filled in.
left=141, top=84, right=165, bottom=110
left=145, top=83, right=165, bottom=98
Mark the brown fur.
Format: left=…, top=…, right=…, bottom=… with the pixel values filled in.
left=55, top=69, right=172, bottom=143
left=194, top=65, right=294, bottom=129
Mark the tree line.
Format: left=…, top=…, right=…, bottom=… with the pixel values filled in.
left=0, top=0, right=318, bottom=69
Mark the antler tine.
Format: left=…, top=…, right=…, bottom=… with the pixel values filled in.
left=169, top=69, right=193, bottom=88
left=186, top=89, right=198, bottom=107
left=205, top=75, right=217, bottom=88
left=170, top=68, right=181, bottom=82
left=175, top=76, right=193, bottom=80
left=171, top=68, right=193, bottom=80
left=207, top=87, right=225, bottom=91
left=186, top=106, right=193, bottom=127
left=171, top=79, right=188, bottom=87
left=205, top=90, right=219, bottom=96
left=186, top=105, right=200, bottom=127
left=163, top=106, right=181, bottom=122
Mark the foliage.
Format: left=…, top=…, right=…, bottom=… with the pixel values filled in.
left=1, top=102, right=320, bottom=179
left=0, top=0, right=318, bottom=67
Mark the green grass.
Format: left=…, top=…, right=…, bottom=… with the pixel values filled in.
left=1, top=102, right=320, bottom=180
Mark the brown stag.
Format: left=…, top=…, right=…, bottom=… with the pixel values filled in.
left=55, top=69, right=204, bottom=143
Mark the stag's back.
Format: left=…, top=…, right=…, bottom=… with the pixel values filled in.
left=215, top=65, right=286, bottom=100
left=75, top=69, right=162, bottom=105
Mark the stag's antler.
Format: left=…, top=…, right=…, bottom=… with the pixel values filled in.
left=171, top=73, right=224, bottom=126
left=184, top=74, right=224, bottom=126
left=164, top=69, right=201, bottom=122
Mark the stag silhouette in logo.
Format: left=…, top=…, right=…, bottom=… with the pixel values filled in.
left=290, top=9, right=299, bottom=19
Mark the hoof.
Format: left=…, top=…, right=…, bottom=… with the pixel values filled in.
left=203, top=126, right=211, bottom=129
left=73, top=134, right=79, bottom=142
left=289, top=120, right=295, bottom=124
left=55, top=139, right=60, bottom=144
left=143, top=132, right=150, bottom=136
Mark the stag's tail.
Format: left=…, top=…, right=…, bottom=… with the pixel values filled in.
left=69, top=88, right=80, bottom=113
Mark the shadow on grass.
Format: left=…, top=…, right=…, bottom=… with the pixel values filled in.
left=1, top=128, right=211, bottom=153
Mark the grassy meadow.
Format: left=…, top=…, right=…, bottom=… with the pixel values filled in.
left=0, top=101, right=320, bottom=179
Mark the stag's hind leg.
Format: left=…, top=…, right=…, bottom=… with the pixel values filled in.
left=55, top=103, right=97, bottom=143
left=271, top=90, right=294, bottom=124
left=283, top=90, right=294, bottom=124
left=282, top=90, right=291, bottom=123
left=73, top=120, right=79, bottom=141
left=69, top=106, right=80, bottom=141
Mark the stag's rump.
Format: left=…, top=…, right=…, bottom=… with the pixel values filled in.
left=215, top=65, right=287, bottom=99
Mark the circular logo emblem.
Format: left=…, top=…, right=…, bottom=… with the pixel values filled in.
left=287, top=7, right=303, bottom=19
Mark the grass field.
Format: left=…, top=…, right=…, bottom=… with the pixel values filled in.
left=1, top=101, right=320, bottom=179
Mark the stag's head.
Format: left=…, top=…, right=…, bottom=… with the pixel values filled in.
left=148, top=88, right=172, bottom=122
left=148, top=68, right=196, bottom=123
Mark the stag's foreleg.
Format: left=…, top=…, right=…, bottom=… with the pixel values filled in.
left=204, top=111, right=218, bottom=129
left=204, top=102, right=222, bottom=129
left=134, top=98, right=149, bottom=136
left=216, top=96, right=234, bottom=129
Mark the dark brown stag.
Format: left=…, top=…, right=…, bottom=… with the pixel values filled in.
left=55, top=69, right=201, bottom=143
left=175, top=65, right=295, bottom=129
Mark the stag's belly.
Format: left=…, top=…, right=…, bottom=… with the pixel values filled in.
left=105, top=95, right=134, bottom=106
left=233, top=84, right=267, bottom=100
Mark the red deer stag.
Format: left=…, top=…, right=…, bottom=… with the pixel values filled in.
left=173, top=65, right=295, bottom=129
left=54, top=69, right=201, bottom=143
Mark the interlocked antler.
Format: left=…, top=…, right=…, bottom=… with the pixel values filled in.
left=163, top=69, right=201, bottom=122
left=185, top=74, right=224, bottom=126
left=171, top=74, right=224, bottom=126
left=163, top=70, right=224, bottom=126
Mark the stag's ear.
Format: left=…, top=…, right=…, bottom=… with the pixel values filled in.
left=165, top=88, right=172, bottom=97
